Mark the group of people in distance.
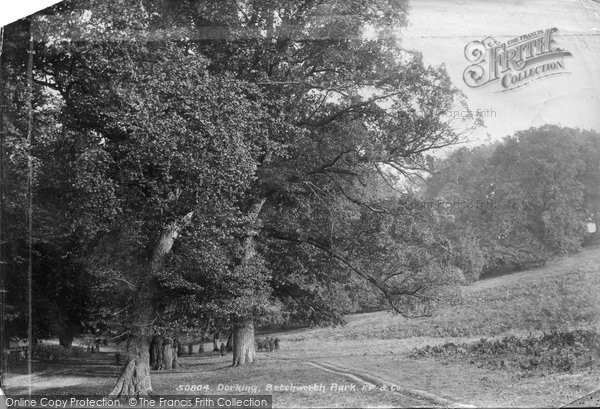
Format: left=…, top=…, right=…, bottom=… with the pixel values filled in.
left=256, top=337, right=280, bottom=352
left=216, top=336, right=280, bottom=356
left=81, top=338, right=105, bottom=353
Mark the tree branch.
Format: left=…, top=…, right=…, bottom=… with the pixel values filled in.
left=263, top=227, right=428, bottom=317
left=296, top=91, right=402, bottom=127
left=150, top=211, right=194, bottom=274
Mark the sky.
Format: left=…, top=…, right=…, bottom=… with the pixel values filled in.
left=0, top=0, right=61, bottom=27
left=400, top=0, right=600, bottom=143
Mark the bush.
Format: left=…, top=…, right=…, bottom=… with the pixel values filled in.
left=411, top=330, right=600, bottom=374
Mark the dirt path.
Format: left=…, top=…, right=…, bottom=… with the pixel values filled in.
left=261, top=353, right=475, bottom=408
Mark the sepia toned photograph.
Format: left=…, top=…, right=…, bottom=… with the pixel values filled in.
left=0, top=0, right=599, bottom=407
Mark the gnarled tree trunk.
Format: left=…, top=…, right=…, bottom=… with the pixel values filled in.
left=172, top=348, right=179, bottom=369
left=110, top=286, right=154, bottom=396
left=232, top=319, right=256, bottom=366
left=230, top=199, right=265, bottom=367
left=109, top=212, right=193, bottom=397
left=161, top=338, right=174, bottom=370
left=149, top=336, right=163, bottom=370
left=58, top=334, right=74, bottom=349
left=226, top=332, right=233, bottom=352
left=58, top=322, right=79, bottom=349
left=109, top=335, right=152, bottom=396
left=213, top=332, right=220, bottom=352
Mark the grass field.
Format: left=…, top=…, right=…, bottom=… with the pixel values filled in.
left=4, top=246, right=600, bottom=407
left=280, top=248, right=600, bottom=345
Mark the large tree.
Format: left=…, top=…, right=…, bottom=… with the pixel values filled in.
left=19, top=4, right=274, bottom=390
left=86, top=0, right=472, bottom=367
left=8, top=0, right=476, bottom=394
left=112, top=0, right=472, bottom=366
left=168, top=0, right=473, bottom=357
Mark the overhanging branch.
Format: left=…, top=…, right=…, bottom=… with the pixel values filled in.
left=263, top=227, right=430, bottom=318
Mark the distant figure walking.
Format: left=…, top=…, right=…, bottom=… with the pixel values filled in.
left=220, top=342, right=226, bottom=356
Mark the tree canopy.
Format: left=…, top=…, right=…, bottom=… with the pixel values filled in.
left=1, top=0, right=482, bottom=392
left=426, top=125, right=600, bottom=277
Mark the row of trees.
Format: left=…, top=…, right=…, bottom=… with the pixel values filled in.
left=425, top=125, right=600, bottom=278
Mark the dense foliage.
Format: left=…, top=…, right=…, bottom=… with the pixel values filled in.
left=426, top=126, right=600, bottom=277
left=0, top=0, right=505, bottom=380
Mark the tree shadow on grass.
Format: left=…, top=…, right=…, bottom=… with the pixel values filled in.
left=6, top=351, right=123, bottom=379
left=4, top=350, right=250, bottom=397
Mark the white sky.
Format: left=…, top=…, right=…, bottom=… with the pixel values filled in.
left=0, top=1, right=61, bottom=27
left=400, top=0, right=600, bottom=143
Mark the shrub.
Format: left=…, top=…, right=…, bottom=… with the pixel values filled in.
left=411, top=330, right=600, bottom=374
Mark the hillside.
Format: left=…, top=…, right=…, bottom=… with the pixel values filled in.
left=260, top=246, right=600, bottom=407
left=274, top=246, right=600, bottom=354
